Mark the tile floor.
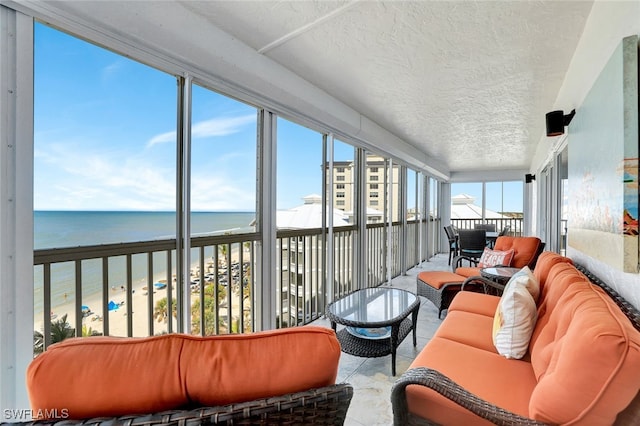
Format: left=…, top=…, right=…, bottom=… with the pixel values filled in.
left=312, top=253, right=451, bottom=426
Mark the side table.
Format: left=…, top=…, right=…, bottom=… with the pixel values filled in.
left=480, top=267, right=521, bottom=285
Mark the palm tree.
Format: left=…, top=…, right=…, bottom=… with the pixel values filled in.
left=218, top=243, right=229, bottom=267
left=153, top=297, right=177, bottom=323
left=82, top=324, right=102, bottom=337
left=33, top=314, right=76, bottom=356
left=191, top=283, right=227, bottom=335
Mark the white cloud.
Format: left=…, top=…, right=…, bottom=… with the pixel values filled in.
left=147, top=130, right=176, bottom=147
left=102, top=61, right=124, bottom=81
left=146, top=114, right=255, bottom=148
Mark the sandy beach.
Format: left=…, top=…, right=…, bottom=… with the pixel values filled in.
left=37, top=246, right=249, bottom=338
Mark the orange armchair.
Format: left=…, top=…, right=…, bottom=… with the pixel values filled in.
left=453, top=236, right=544, bottom=278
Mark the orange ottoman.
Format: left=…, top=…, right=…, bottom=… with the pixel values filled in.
left=416, top=271, right=465, bottom=318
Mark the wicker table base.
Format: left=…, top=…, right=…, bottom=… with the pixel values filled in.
left=335, top=317, right=414, bottom=359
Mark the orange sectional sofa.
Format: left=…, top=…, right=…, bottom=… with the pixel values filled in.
left=393, top=252, right=640, bottom=425
left=24, top=326, right=353, bottom=425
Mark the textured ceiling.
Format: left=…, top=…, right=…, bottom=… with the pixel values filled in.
left=177, top=0, right=592, bottom=174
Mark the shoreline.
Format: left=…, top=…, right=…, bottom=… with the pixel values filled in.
left=36, top=247, right=246, bottom=337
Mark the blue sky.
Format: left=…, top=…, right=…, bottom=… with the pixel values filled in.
left=34, top=23, right=522, bottom=214
left=452, top=182, right=523, bottom=213
left=34, top=23, right=358, bottom=212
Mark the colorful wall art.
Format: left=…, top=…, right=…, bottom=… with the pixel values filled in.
left=567, top=36, right=639, bottom=273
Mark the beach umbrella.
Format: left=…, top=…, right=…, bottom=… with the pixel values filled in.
left=108, top=300, right=119, bottom=311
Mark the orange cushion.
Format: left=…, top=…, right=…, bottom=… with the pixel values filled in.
left=532, top=251, right=573, bottom=292
left=407, top=337, right=536, bottom=425
left=493, top=236, right=541, bottom=268
left=27, top=327, right=340, bottom=420
left=448, top=291, right=500, bottom=317
left=434, top=310, right=497, bottom=353
left=180, top=328, right=340, bottom=406
left=529, top=280, right=640, bottom=424
left=27, top=334, right=189, bottom=419
left=454, top=266, right=482, bottom=278
left=417, top=271, right=465, bottom=289
left=530, top=264, right=585, bottom=363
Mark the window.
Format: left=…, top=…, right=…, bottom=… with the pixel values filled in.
left=337, top=167, right=345, bottom=173
left=34, top=23, right=178, bottom=337
left=35, top=24, right=177, bottom=240
left=277, top=117, right=323, bottom=213
left=451, top=181, right=523, bottom=235
left=191, top=84, right=257, bottom=226
left=370, top=183, right=378, bottom=190
left=370, top=175, right=379, bottom=181
left=336, top=175, right=345, bottom=181
left=337, top=184, right=345, bottom=189
left=370, top=192, right=378, bottom=198
left=370, top=167, right=378, bottom=173
left=337, top=192, right=345, bottom=198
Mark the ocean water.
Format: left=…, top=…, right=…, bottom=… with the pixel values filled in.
left=35, top=211, right=255, bottom=249
left=34, top=211, right=256, bottom=316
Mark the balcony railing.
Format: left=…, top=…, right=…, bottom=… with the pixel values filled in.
left=450, top=217, right=524, bottom=236
left=34, top=220, right=434, bottom=352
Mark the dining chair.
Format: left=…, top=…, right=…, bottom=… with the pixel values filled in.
left=457, top=229, right=486, bottom=264
left=443, top=225, right=459, bottom=265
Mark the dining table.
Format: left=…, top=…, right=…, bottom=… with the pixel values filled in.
left=486, top=231, right=499, bottom=248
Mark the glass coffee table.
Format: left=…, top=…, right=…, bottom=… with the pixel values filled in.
left=326, top=287, right=420, bottom=376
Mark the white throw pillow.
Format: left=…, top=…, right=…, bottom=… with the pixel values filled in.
left=492, top=276, right=538, bottom=359
left=508, top=266, right=540, bottom=302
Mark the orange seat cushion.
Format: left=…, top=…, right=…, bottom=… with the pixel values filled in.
left=27, top=327, right=340, bottom=420
left=454, top=266, right=482, bottom=278
left=433, top=310, right=496, bottom=353
left=448, top=291, right=500, bottom=317
left=407, top=337, right=537, bottom=425
left=417, top=271, right=465, bottom=289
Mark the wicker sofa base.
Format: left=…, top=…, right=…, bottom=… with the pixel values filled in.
left=9, top=384, right=354, bottom=426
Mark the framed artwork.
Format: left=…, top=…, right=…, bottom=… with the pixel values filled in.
left=567, top=35, right=639, bottom=273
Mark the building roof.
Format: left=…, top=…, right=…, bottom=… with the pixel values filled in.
left=277, top=194, right=350, bottom=229
left=450, top=194, right=505, bottom=219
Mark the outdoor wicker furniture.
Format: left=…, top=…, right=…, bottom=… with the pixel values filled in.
left=417, top=237, right=543, bottom=318
left=456, top=229, right=486, bottom=264
left=326, top=287, right=420, bottom=376
left=23, top=327, right=353, bottom=425
left=11, top=384, right=354, bottom=425
left=416, top=271, right=464, bottom=319
left=480, top=266, right=520, bottom=285
left=392, top=253, right=640, bottom=425
left=444, top=225, right=459, bottom=265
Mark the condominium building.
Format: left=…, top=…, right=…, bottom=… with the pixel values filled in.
left=329, top=155, right=400, bottom=223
